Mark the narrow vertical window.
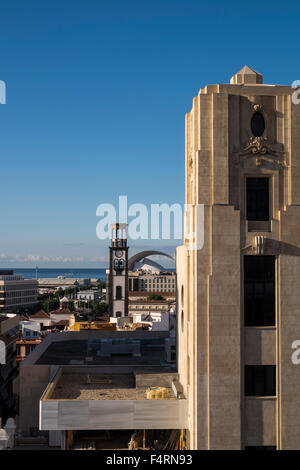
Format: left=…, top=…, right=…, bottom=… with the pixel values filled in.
left=116, top=286, right=122, bottom=300
left=244, top=256, right=275, bottom=326
left=246, top=177, right=269, bottom=221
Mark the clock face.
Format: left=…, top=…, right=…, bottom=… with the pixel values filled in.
left=115, top=250, right=123, bottom=258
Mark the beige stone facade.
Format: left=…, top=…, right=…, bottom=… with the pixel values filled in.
left=176, top=66, right=300, bottom=449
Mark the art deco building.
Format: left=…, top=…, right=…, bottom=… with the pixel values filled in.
left=176, top=66, right=300, bottom=449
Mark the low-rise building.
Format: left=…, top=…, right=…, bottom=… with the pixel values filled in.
left=131, top=308, right=176, bottom=334
left=16, top=339, right=42, bottom=362
left=28, top=310, right=52, bottom=328
left=128, top=272, right=176, bottom=293
left=38, top=278, right=91, bottom=293
left=128, top=297, right=176, bottom=317
left=49, top=297, right=75, bottom=328
left=77, top=290, right=99, bottom=302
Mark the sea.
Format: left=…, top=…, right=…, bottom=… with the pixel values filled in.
left=13, top=268, right=107, bottom=281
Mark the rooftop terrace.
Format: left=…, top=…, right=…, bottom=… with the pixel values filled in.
left=49, top=372, right=176, bottom=401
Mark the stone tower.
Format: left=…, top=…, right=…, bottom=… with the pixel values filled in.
left=176, top=66, right=300, bottom=449
left=108, top=223, right=129, bottom=318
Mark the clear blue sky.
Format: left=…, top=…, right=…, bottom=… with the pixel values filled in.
left=0, top=0, right=299, bottom=267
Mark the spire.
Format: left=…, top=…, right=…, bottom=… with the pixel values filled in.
left=230, top=66, right=263, bottom=85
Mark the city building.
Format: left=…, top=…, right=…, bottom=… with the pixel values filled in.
left=27, top=310, right=52, bottom=328
left=18, top=329, right=186, bottom=449
left=38, top=277, right=91, bottom=294
left=77, top=290, right=99, bottom=302
left=129, top=272, right=176, bottom=293
left=0, top=314, right=19, bottom=427
left=0, top=270, right=38, bottom=314
left=16, top=338, right=42, bottom=362
left=176, top=66, right=300, bottom=449
left=129, top=295, right=175, bottom=317
left=49, top=297, right=75, bottom=327
left=131, top=309, right=176, bottom=334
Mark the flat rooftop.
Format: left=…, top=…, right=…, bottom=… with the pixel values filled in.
left=48, top=372, right=176, bottom=401
left=35, top=338, right=169, bottom=366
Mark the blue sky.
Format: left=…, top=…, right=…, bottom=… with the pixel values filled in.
left=0, top=0, right=299, bottom=267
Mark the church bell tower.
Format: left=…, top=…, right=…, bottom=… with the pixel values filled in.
left=108, top=223, right=129, bottom=317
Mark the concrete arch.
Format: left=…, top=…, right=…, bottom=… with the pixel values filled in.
left=128, top=250, right=174, bottom=271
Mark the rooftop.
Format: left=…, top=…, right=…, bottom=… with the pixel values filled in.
left=129, top=292, right=175, bottom=297
left=30, top=309, right=50, bottom=319
left=45, top=371, right=176, bottom=401
left=50, top=308, right=75, bottom=315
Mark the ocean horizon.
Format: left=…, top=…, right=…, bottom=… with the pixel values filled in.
left=12, top=268, right=107, bottom=280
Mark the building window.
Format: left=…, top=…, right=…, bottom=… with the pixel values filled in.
left=244, top=256, right=275, bottom=326
left=245, top=365, right=276, bottom=396
left=116, top=311, right=122, bottom=318
left=246, top=177, right=269, bottom=221
left=251, top=112, right=265, bottom=137
left=116, top=285, right=122, bottom=300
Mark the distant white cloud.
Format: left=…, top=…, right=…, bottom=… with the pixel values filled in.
left=0, top=252, right=107, bottom=264
left=0, top=246, right=175, bottom=267
left=90, top=255, right=107, bottom=262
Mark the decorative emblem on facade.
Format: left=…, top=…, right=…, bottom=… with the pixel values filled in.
left=240, top=136, right=283, bottom=157
left=253, top=103, right=263, bottom=112
left=238, top=135, right=287, bottom=169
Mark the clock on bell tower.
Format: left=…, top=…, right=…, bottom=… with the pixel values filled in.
left=108, top=223, right=129, bottom=318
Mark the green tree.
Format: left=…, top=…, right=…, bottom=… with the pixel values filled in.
left=147, top=294, right=164, bottom=301
left=42, top=297, right=60, bottom=313
left=93, top=301, right=109, bottom=316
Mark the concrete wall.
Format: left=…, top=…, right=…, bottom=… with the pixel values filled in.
left=244, top=398, right=277, bottom=446
left=19, top=363, right=51, bottom=435
left=40, top=398, right=188, bottom=431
